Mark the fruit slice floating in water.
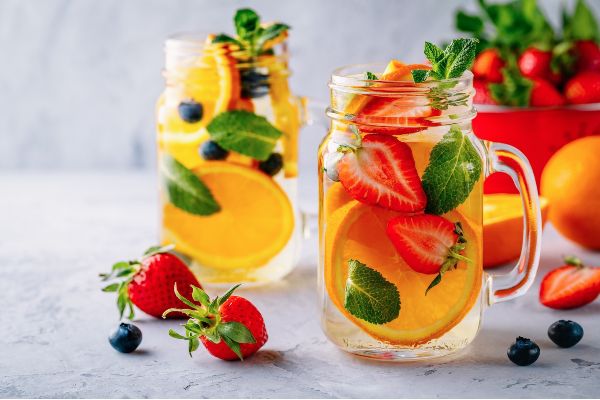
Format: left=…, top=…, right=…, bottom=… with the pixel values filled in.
left=483, top=194, right=549, bottom=268
left=157, top=42, right=240, bottom=169
left=337, top=134, right=427, bottom=213
left=386, top=214, right=470, bottom=293
left=324, top=200, right=482, bottom=345
left=162, top=161, right=294, bottom=270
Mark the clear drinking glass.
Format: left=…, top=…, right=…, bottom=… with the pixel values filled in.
left=156, top=33, right=306, bottom=285
left=318, top=64, right=542, bottom=360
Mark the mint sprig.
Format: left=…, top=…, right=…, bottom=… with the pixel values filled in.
left=207, top=110, right=283, bottom=161
left=344, top=259, right=400, bottom=325
left=212, top=8, right=290, bottom=57
left=412, top=38, right=479, bottom=83
left=422, top=125, right=482, bottom=215
left=160, top=155, right=220, bottom=216
left=164, top=284, right=256, bottom=359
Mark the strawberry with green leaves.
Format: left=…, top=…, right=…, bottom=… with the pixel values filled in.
left=100, top=245, right=201, bottom=319
left=164, top=284, right=268, bottom=360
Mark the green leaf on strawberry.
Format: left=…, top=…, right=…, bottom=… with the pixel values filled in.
left=207, top=110, right=283, bottom=161
left=563, top=0, right=600, bottom=42
left=160, top=155, right=220, bottom=216
left=489, top=55, right=533, bottom=106
left=344, top=259, right=400, bottom=325
left=422, top=125, right=482, bottom=215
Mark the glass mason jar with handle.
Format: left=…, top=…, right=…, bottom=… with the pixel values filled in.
left=319, top=64, right=542, bottom=360
left=156, top=32, right=306, bottom=285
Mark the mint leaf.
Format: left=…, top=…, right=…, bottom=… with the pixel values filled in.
left=424, top=42, right=444, bottom=64
left=207, top=110, right=283, bottom=161
left=412, top=69, right=430, bottom=83
left=364, top=71, right=378, bottom=80
left=344, top=259, right=400, bottom=325
left=160, top=155, right=220, bottom=216
left=234, top=8, right=260, bottom=41
left=489, top=55, right=533, bottom=106
left=212, top=33, right=242, bottom=47
left=563, top=0, right=599, bottom=42
left=257, top=23, right=290, bottom=49
left=422, top=125, right=482, bottom=215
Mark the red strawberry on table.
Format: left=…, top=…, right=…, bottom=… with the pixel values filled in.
left=564, top=71, right=600, bottom=104
left=386, top=214, right=470, bottom=293
left=539, top=256, right=600, bottom=310
left=164, top=284, right=268, bottom=360
left=574, top=40, right=600, bottom=72
left=100, top=245, right=201, bottom=319
left=473, top=48, right=505, bottom=83
left=530, top=78, right=566, bottom=107
left=337, top=134, right=427, bottom=213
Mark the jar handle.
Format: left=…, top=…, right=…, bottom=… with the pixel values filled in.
left=484, top=141, right=543, bottom=306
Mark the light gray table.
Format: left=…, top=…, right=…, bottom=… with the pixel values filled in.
left=1, top=172, right=599, bottom=398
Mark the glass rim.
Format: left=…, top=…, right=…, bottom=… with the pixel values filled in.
left=330, top=62, right=474, bottom=87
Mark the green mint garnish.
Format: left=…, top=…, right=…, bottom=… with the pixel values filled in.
left=412, top=38, right=479, bottom=83
left=364, top=71, right=378, bottom=80
left=563, top=0, right=599, bottom=42
left=344, top=259, right=400, bottom=325
left=160, top=155, right=220, bottom=216
left=212, top=8, right=290, bottom=57
left=425, top=223, right=471, bottom=294
left=207, top=110, right=283, bottom=161
left=422, top=125, right=482, bottom=215
left=489, top=56, right=533, bottom=106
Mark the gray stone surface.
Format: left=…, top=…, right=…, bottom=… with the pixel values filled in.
left=2, top=0, right=599, bottom=170
left=1, top=172, right=600, bottom=398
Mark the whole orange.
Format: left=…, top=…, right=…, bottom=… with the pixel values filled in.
left=541, top=136, right=600, bottom=249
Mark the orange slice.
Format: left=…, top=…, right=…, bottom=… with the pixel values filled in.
left=324, top=182, right=354, bottom=218
left=162, top=161, right=294, bottom=270
left=483, top=194, right=549, bottom=268
left=325, top=200, right=482, bottom=345
left=158, top=44, right=240, bottom=169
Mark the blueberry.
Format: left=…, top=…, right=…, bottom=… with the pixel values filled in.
left=258, top=153, right=283, bottom=176
left=109, top=322, right=142, bottom=353
left=178, top=100, right=203, bottom=123
left=200, top=141, right=229, bottom=160
left=548, top=320, right=584, bottom=348
left=240, top=68, right=270, bottom=99
left=507, top=336, right=540, bottom=366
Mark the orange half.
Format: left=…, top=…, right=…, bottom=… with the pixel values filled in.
left=325, top=200, right=482, bottom=345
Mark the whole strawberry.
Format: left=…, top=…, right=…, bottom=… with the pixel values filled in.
left=164, top=284, right=267, bottom=360
left=100, top=245, right=201, bottom=319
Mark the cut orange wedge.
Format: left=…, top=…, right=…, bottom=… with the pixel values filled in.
left=325, top=200, right=482, bottom=345
left=483, top=194, right=549, bottom=268
left=162, top=162, right=294, bottom=270
left=157, top=43, right=240, bottom=169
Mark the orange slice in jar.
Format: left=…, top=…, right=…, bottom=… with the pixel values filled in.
left=324, top=200, right=482, bottom=345
left=158, top=41, right=240, bottom=169
left=162, top=161, right=294, bottom=270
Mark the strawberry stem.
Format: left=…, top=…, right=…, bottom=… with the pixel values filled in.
left=564, top=255, right=584, bottom=268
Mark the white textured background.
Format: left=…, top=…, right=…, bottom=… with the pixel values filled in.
left=1, top=0, right=598, bottom=170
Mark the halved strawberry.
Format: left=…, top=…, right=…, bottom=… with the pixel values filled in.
left=354, top=62, right=440, bottom=135
left=337, top=134, right=426, bottom=213
left=539, top=256, right=600, bottom=310
left=386, top=214, right=470, bottom=293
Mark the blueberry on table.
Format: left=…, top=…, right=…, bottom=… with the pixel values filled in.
left=259, top=153, right=283, bottom=176
left=178, top=100, right=203, bottom=123
left=548, top=320, right=584, bottom=348
left=507, top=337, right=540, bottom=366
left=109, top=322, right=142, bottom=353
left=240, top=69, right=270, bottom=99
left=200, top=141, right=229, bottom=160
